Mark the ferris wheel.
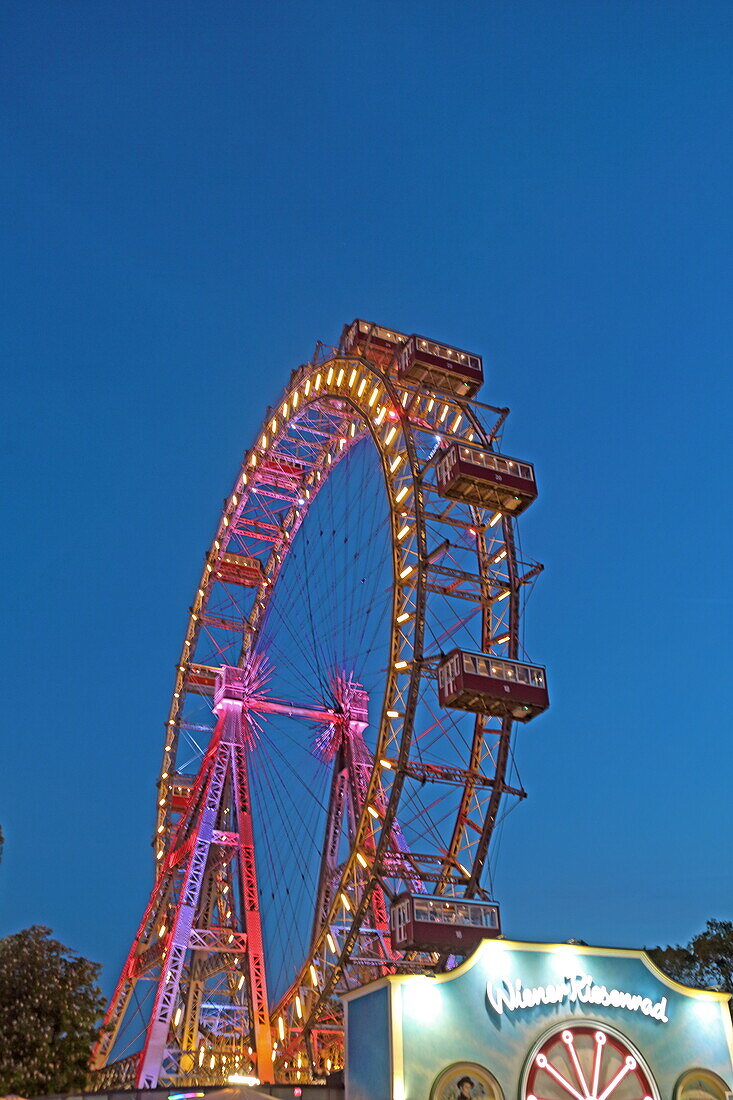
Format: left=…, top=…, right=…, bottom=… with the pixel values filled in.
left=91, top=320, right=548, bottom=1089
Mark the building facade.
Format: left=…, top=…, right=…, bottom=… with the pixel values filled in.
left=344, top=940, right=733, bottom=1100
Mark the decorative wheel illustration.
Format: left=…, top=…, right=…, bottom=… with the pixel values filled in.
left=92, top=321, right=547, bottom=1087
left=524, top=1025, right=657, bottom=1100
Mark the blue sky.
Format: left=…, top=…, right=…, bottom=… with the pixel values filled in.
left=1, top=0, right=732, bottom=995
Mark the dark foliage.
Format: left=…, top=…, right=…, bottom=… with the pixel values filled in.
left=649, top=919, right=733, bottom=995
left=0, top=926, right=105, bottom=1097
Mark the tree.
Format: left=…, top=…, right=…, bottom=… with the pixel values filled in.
left=0, top=926, right=105, bottom=1097
left=649, top=919, right=733, bottom=996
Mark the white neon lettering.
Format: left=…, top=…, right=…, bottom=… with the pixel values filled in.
left=486, top=974, right=668, bottom=1024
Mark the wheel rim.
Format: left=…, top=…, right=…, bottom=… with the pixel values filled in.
left=154, top=341, right=540, bottom=1079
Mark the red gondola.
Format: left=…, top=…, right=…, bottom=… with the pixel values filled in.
left=215, top=552, right=264, bottom=587
left=438, top=649, right=548, bottom=721
left=390, top=893, right=501, bottom=953
left=436, top=444, right=537, bottom=515
left=396, top=335, right=483, bottom=397
left=341, top=319, right=407, bottom=363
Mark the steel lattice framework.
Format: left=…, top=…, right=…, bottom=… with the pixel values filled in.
left=91, top=321, right=546, bottom=1088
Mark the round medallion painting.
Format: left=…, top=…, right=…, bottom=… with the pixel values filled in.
left=675, top=1069, right=731, bottom=1100
left=430, top=1061, right=504, bottom=1100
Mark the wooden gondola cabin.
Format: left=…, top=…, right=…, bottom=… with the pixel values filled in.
left=436, top=444, right=537, bottom=516
left=390, top=893, right=501, bottom=953
left=341, top=319, right=406, bottom=365
left=396, top=335, right=483, bottom=397
left=438, top=649, right=549, bottom=721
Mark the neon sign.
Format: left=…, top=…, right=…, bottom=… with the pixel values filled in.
left=486, top=973, right=669, bottom=1023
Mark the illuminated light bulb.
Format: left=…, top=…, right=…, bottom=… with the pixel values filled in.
left=495, top=589, right=510, bottom=602
left=399, top=565, right=413, bottom=579
left=368, top=386, right=379, bottom=407
left=310, top=964, right=318, bottom=985
left=397, top=524, right=411, bottom=540
left=293, top=390, right=300, bottom=408
left=379, top=758, right=393, bottom=769
left=451, top=413, right=462, bottom=432
left=350, top=422, right=356, bottom=437
left=385, top=425, right=397, bottom=445
left=295, top=994, right=302, bottom=1018
left=390, top=455, right=402, bottom=472
left=282, top=402, right=289, bottom=417
left=238, top=974, right=245, bottom=989
left=159, top=924, right=166, bottom=937
left=305, top=379, right=311, bottom=396
left=395, top=660, right=408, bottom=669
left=493, top=548, right=507, bottom=563
left=489, top=511, right=503, bottom=527
left=278, top=1016, right=285, bottom=1040
left=396, top=612, right=410, bottom=623
left=156, top=850, right=164, bottom=860
left=336, top=368, right=345, bottom=386
left=439, top=404, right=449, bottom=423
left=174, top=1006, right=182, bottom=1026
left=349, top=368, right=357, bottom=386
left=395, top=485, right=409, bottom=503
left=367, top=805, right=379, bottom=818
left=326, top=367, right=334, bottom=384
left=315, top=372, right=322, bottom=388
left=356, top=852, right=367, bottom=868
left=261, top=434, right=267, bottom=449
left=340, top=891, right=351, bottom=911
left=386, top=710, right=399, bottom=718
left=357, top=378, right=367, bottom=397
left=375, top=406, right=386, bottom=425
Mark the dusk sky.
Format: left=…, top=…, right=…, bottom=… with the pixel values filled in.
left=2, top=1, right=732, bottom=996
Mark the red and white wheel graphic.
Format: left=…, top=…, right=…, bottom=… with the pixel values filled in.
left=524, top=1025, right=657, bottom=1100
